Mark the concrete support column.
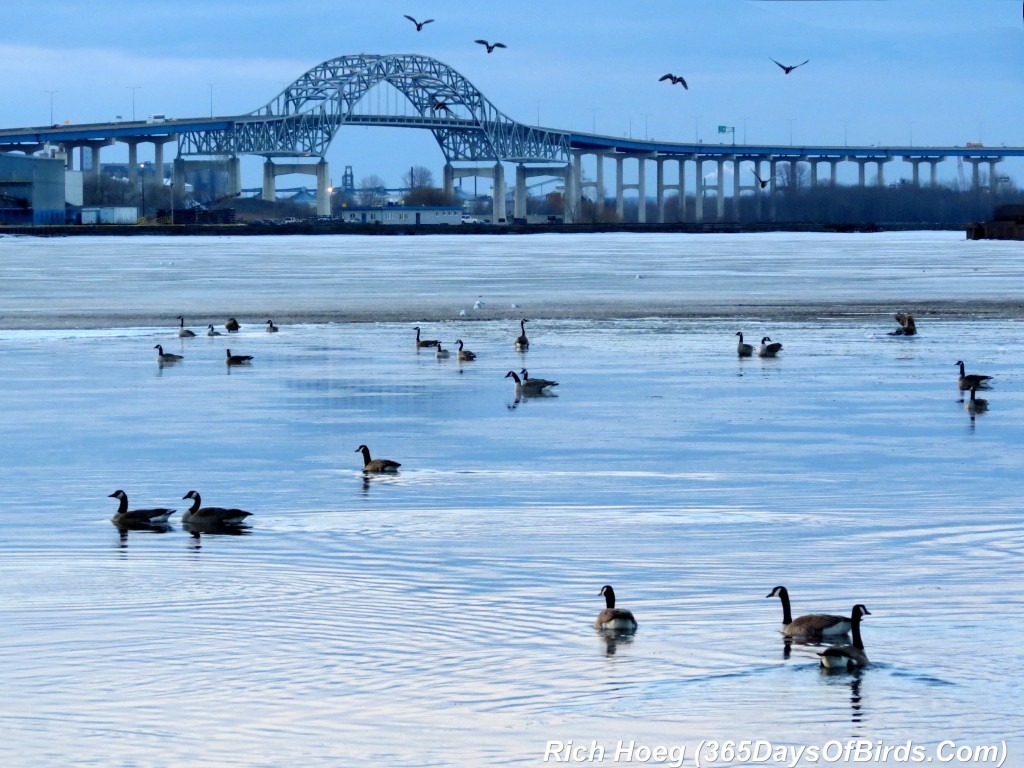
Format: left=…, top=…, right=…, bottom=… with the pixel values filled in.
left=731, top=158, right=740, bottom=221
left=443, top=162, right=455, bottom=198
left=656, top=158, right=666, bottom=224
left=491, top=162, right=506, bottom=223
left=565, top=153, right=580, bottom=224
left=595, top=153, right=605, bottom=219
left=768, top=157, right=778, bottom=221
left=615, top=156, right=625, bottom=220
left=637, top=157, right=647, bottom=224
left=810, top=160, right=818, bottom=187
left=126, top=141, right=140, bottom=185
left=829, top=160, right=839, bottom=186
left=694, top=158, right=704, bottom=223
left=876, top=158, right=890, bottom=187
left=906, top=158, right=923, bottom=187
left=854, top=159, right=867, bottom=187
left=514, top=164, right=527, bottom=221
left=262, top=160, right=276, bottom=202
left=929, top=159, right=941, bottom=187
left=989, top=159, right=1001, bottom=192
left=153, top=142, right=166, bottom=183
left=716, top=158, right=726, bottom=220
left=172, top=158, right=186, bottom=200
left=315, top=159, right=330, bottom=216
left=89, top=145, right=102, bottom=178
left=678, top=158, right=687, bottom=222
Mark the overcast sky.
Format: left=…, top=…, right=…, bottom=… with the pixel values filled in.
left=2, top=1, right=1022, bottom=189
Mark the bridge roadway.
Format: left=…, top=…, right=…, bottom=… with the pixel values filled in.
left=2, top=114, right=1021, bottom=223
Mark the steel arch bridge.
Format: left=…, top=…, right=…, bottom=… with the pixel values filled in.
left=178, top=53, right=571, bottom=164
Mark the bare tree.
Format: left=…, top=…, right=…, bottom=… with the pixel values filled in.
left=358, top=175, right=387, bottom=206
left=403, top=165, right=434, bottom=190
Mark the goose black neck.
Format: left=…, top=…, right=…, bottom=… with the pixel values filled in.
left=851, top=611, right=864, bottom=650
left=777, top=588, right=793, bottom=625
left=187, top=494, right=201, bottom=514
left=114, top=494, right=128, bottom=515
left=604, top=587, right=616, bottom=609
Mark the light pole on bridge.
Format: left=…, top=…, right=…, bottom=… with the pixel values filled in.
left=45, top=90, right=59, bottom=125
left=126, top=86, right=141, bottom=122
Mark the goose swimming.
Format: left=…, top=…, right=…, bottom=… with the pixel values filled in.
left=265, top=319, right=279, bottom=333
left=181, top=490, right=252, bottom=526
left=176, top=315, right=196, bottom=338
left=594, top=585, right=638, bottom=632
left=766, top=585, right=851, bottom=638
left=225, top=349, right=253, bottom=365
left=818, top=604, right=871, bottom=670
left=414, top=326, right=440, bottom=348
left=355, top=444, right=401, bottom=473
left=206, top=324, right=222, bottom=336
left=956, top=360, right=992, bottom=392
left=108, top=490, right=175, bottom=527
left=758, top=336, right=783, bottom=357
left=514, top=318, right=529, bottom=351
left=505, top=370, right=557, bottom=395
left=736, top=331, right=754, bottom=357
left=154, top=344, right=183, bottom=364
left=456, top=339, right=476, bottom=361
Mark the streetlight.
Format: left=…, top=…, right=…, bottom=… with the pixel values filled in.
left=694, top=115, right=701, bottom=143
left=208, top=83, right=214, bottom=117
left=45, top=89, right=59, bottom=125
left=641, top=113, right=651, bottom=140
left=126, top=86, right=141, bottom=121
left=591, top=107, right=599, bottom=133
left=741, top=117, right=751, bottom=145
left=786, top=118, right=795, bottom=146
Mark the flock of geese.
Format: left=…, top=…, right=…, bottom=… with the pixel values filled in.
left=116, top=309, right=995, bottom=668
left=596, top=583, right=871, bottom=670
left=154, top=316, right=279, bottom=367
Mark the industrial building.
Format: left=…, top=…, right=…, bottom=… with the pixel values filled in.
left=336, top=204, right=462, bottom=225
left=0, top=152, right=67, bottom=225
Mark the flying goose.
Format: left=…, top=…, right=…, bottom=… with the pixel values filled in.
left=475, top=39, right=507, bottom=53
left=818, top=604, right=871, bottom=670
left=766, top=585, right=851, bottom=638
left=456, top=339, right=476, bottom=361
left=594, top=585, right=638, bottom=632
left=176, top=315, right=196, bottom=338
left=658, top=73, right=688, bottom=90
left=736, top=331, right=754, bottom=357
left=225, top=317, right=240, bottom=333
left=414, top=326, right=440, bottom=348
left=265, top=319, right=279, bottom=333
left=771, top=57, right=809, bottom=75
left=432, top=101, right=454, bottom=115
left=404, top=14, right=434, bottom=31
left=956, top=360, right=992, bottom=392
left=225, top=349, right=253, bottom=365
left=506, top=370, right=557, bottom=395
left=181, top=490, right=252, bottom=526
left=206, top=324, right=222, bottom=336
left=889, top=313, right=917, bottom=336
left=435, top=342, right=451, bottom=359
left=355, top=444, right=401, bottom=473
left=966, top=386, right=989, bottom=415
left=108, top=490, right=175, bottom=527
left=752, top=170, right=769, bottom=189
left=154, top=344, right=183, bottom=364
left=514, top=318, right=529, bottom=351
left=758, top=336, right=783, bottom=357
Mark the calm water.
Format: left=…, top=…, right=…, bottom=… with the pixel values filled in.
left=0, top=231, right=1022, bottom=767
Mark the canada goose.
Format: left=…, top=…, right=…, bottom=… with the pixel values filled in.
left=432, top=101, right=453, bottom=115
left=225, top=317, right=240, bottom=333
left=181, top=490, right=252, bottom=526
left=966, top=386, right=989, bottom=415
left=154, top=344, right=183, bottom=363
left=225, top=349, right=253, bottom=365
left=515, top=318, right=529, bottom=351
left=758, top=336, right=783, bottom=357
left=658, top=73, right=688, bottom=89
left=176, top=315, right=196, bottom=338
left=520, top=369, right=558, bottom=390
left=265, top=319, right=279, bottom=333
left=889, top=313, right=917, bottom=336
left=474, top=39, right=507, bottom=53
left=818, top=604, right=871, bottom=670
left=956, top=360, right=992, bottom=392
left=456, top=339, right=476, bottom=361
left=505, top=370, right=557, bottom=394
left=108, top=490, right=175, bottom=527
left=752, top=170, right=769, bottom=189
left=766, top=586, right=851, bottom=638
left=435, top=343, right=451, bottom=359
left=771, top=57, right=809, bottom=75
left=414, top=326, right=440, bottom=348
left=403, top=14, right=434, bottom=31
left=736, top=331, right=754, bottom=357
left=206, top=324, right=222, bottom=336
left=594, top=585, right=638, bottom=632
left=355, top=444, right=401, bottom=473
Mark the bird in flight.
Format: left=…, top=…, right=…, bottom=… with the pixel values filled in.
left=771, top=58, right=809, bottom=75
left=404, top=15, right=434, bottom=31
left=475, top=39, right=507, bottom=53
left=752, top=170, right=769, bottom=189
left=658, top=73, right=688, bottom=89
left=432, top=101, right=453, bottom=115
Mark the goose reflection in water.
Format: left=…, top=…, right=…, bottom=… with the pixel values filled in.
left=116, top=522, right=172, bottom=548
left=597, top=627, right=636, bottom=657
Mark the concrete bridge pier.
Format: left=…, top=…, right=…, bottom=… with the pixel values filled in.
left=565, top=153, right=581, bottom=223
left=715, top=158, right=726, bottom=220
left=262, top=158, right=330, bottom=214
left=904, top=157, right=944, bottom=187
left=62, top=139, right=114, bottom=178
left=964, top=157, right=1004, bottom=192
left=514, top=163, right=570, bottom=220
left=694, top=157, right=705, bottom=223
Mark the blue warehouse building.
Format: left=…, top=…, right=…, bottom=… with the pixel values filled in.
left=0, top=152, right=66, bottom=225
